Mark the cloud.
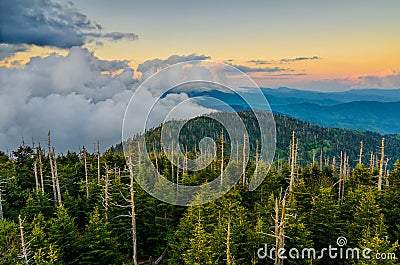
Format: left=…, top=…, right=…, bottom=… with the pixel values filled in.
left=0, top=47, right=139, bottom=152
left=248, top=56, right=320, bottom=65
left=0, top=44, right=28, bottom=60
left=137, top=54, right=211, bottom=80
left=348, top=70, right=400, bottom=89
left=247, top=59, right=273, bottom=65
left=231, top=65, right=288, bottom=73
left=0, top=49, right=216, bottom=153
left=0, top=0, right=138, bottom=49
left=279, top=56, right=320, bottom=63
left=273, top=70, right=400, bottom=92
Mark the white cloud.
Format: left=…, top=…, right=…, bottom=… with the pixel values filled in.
left=0, top=47, right=137, bottom=152
left=0, top=48, right=216, bottom=153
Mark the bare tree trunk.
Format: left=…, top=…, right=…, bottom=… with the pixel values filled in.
left=220, top=130, right=224, bottom=185
left=37, top=144, right=44, bottom=194
left=83, top=147, right=89, bottom=199
left=378, top=138, right=385, bottom=191
left=332, top=156, right=336, bottom=171
left=358, top=141, right=363, bottom=165
left=171, top=145, right=174, bottom=183
left=289, top=131, right=295, bottom=193
left=184, top=146, right=188, bottom=175
left=0, top=184, right=3, bottom=219
left=242, top=134, right=247, bottom=185
left=176, top=156, right=179, bottom=192
left=338, top=152, right=343, bottom=203
left=319, top=149, right=323, bottom=170
left=53, top=147, right=62, bottom=206
left=312, top=149, right=315, bottom=166
left=18, top=215, right=30, bottom=265
left=48, top=131, right=57, bottom=204
left=274, top=196, right=286, bottom=265
left=369, top=152, right=374, bottom=171
left=104, top=163, right=109, bottom=220
left=254, top=141, right=259, bottom=177
left=226, top=216, right=232, bottom=265
left=154, top=149, right=159, bottom=173
left=97, top=141, right=101, bottom=185
left=34, top=161, right=39, bottom=194
left=128, top=156, right=138, bottom=265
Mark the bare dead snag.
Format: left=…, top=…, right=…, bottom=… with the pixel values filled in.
left=53, top=147, right=62, bottom=206
left=104, top=163, right=109, bottom=220
left=378, top=138, right=385, bottom=191
left=226, top=216, right=232, bottom=265
left=37, top=144, right=44, bottom=194
left=83, top=146, right=89, bottom=199
left=289, top=131, right=296, bottom=193
left=128, top=156, right=138, bottom=265
left=97, top=141, right=101, bottom=185
left=48, top=131, right=57, bottom=204
left=33, top=161, right=39, bottom=194
left=220, top=130, right=224, bottom=186
left=18, top=215, right=31, bottom=265
left=242, top=134, right=247, bottom=185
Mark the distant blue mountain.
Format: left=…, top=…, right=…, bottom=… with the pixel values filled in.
left=261, top=87, right=400, bottom=104
left=272, top=101, right=400, bottom=134
left=183, top=87, right=400, bottom=134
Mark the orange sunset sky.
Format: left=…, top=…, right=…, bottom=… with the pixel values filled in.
left=1, top=0, right=400, bottom=91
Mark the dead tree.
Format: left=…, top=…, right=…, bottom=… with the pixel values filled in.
left=319, top=149, right=323, bottom=170
left=274, top=196, right=286, bottom=265
left=83, top=146, right=89, bottom=198
left=128, top=156, right=138, bottom=265
left=0, top=179, right=4, bottom=219
left=226, top=216, right=233, bottom=265
left=48, top=131, right=57, bottom=204
left=358, top=141, right=363, bottom=165
left=97, top=141, right=101, bottom=185
left=220, top=130, right=224, bottom=185
left=254, top=141, right=259, bottom=177
left=104, top=163, right=110, bottom=220
left=53, top=147, right=62, bottom=206
left=378, top=138, right=385, bottom=191
left=338, top=152, right=345, bottom=202
left=369, top=152, right=374, bottom=171
left=242, top=134, right=247, bottom=185
left=33, top=161, right=39, bottom=194
left=171, top=144, right=174, bottom=183
left=289, top=131, right=296, bottom=193
left=37, top=144, right=44, bottom=194
left=18, top=215, right=32, bottom=265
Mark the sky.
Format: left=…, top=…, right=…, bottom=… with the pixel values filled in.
left=0, top=0, right=399, bottom=152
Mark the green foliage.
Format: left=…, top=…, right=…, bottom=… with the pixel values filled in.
left=0, top=113, right=400, bottom=264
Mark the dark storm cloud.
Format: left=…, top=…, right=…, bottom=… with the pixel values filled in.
left=0, top=0, right=138, bottom=49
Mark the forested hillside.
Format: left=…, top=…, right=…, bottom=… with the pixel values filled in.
left=115, top=112, right=400, bottom=168
left=0, top=113, right=399, bottom=264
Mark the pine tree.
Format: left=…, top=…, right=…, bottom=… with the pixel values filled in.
left=77, top=207, right=121, bottom=265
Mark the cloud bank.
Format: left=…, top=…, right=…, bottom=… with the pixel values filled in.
left=0, top=49, right=215, bottom=153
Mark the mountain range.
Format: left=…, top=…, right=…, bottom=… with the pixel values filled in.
left=187, top=87, right=400, bottom=134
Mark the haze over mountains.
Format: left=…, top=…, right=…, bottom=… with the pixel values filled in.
left=188, top=87, right=400, bottom=134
